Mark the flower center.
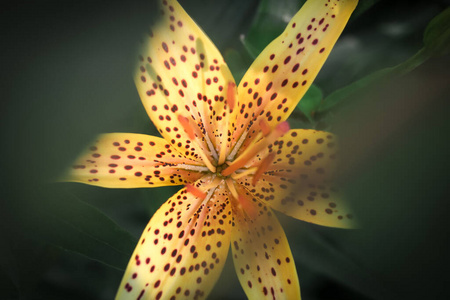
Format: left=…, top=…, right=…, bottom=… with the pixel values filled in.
left=221, top=121, right=290, bottom=178
left=184, top=120, right=289, bottom=220
left=214, top=164, right=228, bottom=178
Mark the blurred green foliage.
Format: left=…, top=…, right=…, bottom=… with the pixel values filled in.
left=1, top=0, right=449, bottom=299
left=242, top=0, right=303, bottom=58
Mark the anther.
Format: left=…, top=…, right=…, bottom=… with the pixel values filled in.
left=222, top=121, right=290, bottom=177
left=178, top=114, right=216, bottom=173
left=177, top=115, right=195, bottom=139
left=237, top=194, right=257, bottom=219
left=275, top=121, right=290, bottom=134
left=227, top=82, right=236, bottom=111
left=186, top=184, right=207, bottom=200
left=252, top=152, right=275, bottom=186
left=259, top=119, right=271, bottom=136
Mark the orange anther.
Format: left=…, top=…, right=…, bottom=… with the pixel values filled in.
left=185, top=184, right=207, bottom=200
left=238, top=194, right=258, bottom=219
left=177, top=115, right=195, bottom=139
left=252, top=152, right=275, bottom=186
left=227, top=82, right=236, bottom=111
left=222, top=121, right=290, bottom=177
left=259, top=119, right=271, bottom=136
left=275, top=121, right=290, bottom=135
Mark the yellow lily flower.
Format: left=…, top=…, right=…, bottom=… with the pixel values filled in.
left=65, top=0, right=358, bottom=298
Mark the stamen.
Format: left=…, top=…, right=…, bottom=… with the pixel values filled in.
left=179, top=91, right=218, bottom=160
left=222, top=121, right=290, bottom=176
left=237, top=193, right=258, bottom=220
left=217, top=82, right=237, bottom=165
left=227, top=130, right=248, bottom=161
left=225, top=178, right=239, bottom=200
left=231, top=167, right=257, bottom=180
left=204, top=131, right=219, bottom=160
left=177, top=114, right=217, bottom=172
left=176, top=164, right=210, bottom=172
left=188, top=175, right=221, bottom=211
left=178, top=115, right=195, bottom=140
left=259, top=119, right=271, bottom=136
left=252, top=152, right=275, bottom=186
left=185, top=175, right=221, bottom=203
left=186, top=184, right=207, bottom=200
left=192, top=201, right=208, bottom=232
left=198, top=149, right=217, bottom=173
left=227, top=82, right=236, bottom=111
left=275, top=120, right=290, bottom=133
left=201, top=175, right=222, bottom=191
left=184, top=183, right=218, bottom=239
left=217, top=131, right=229, bottom=166
left=195, top=88, right=219, bottom=160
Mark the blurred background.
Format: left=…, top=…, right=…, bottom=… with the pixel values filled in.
left=1, top=0, right=449, bottom=299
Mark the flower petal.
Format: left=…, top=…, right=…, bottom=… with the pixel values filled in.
left=261, top=129, right=338, bottom=180
left=230, top=189, right=300, bottom=299
left=239, top=129, right=356, bottom=228
left=233, top=0, right=358, bottom=149
left=136, top=0, right=236, bottom=163
left=116, top=177, right=232, bottom=299
left=64, top=133, right=205, bottom=188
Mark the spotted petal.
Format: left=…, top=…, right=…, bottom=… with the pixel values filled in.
left=231, top=189, right=300, bottom=299
left=136, top=0, right=236, bottom=166
left=238, top=129, right=355, bottom=228
left=64, top=133, right=205, bottom=188
left=116, top=177, right=232, bottom=299
left=232, top=0, right=358, bottom=150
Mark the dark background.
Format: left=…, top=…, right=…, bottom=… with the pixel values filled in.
left=1, top=0, right=449, bottom=299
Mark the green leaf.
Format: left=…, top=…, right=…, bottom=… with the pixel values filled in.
left=224, top=48, right=252, bottom=84
left=350, top=0, right=381, bottom=19
left=0, top=230, right=60, bottom=299
left=242, top=0, right=303, bottom=58
left=22, top=185, right=138, bottom=270
left=330, top=65, right=450, bottom=298
left=0, top=233, right=20, bottom=298
left=319, top=8, right=449, bottom=113
left=181, top=0, right=259, bottom=51
left=287, top=225, right=390, bottom=299
left=318, top=67, right=392, bottom=113
left=318, top=48, right=432, bottom=113
left=296, top=84, right=323, bottom=122
left=241, top=0, right=379, bottom=59
left=423, top=7, right=450, bottom=56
